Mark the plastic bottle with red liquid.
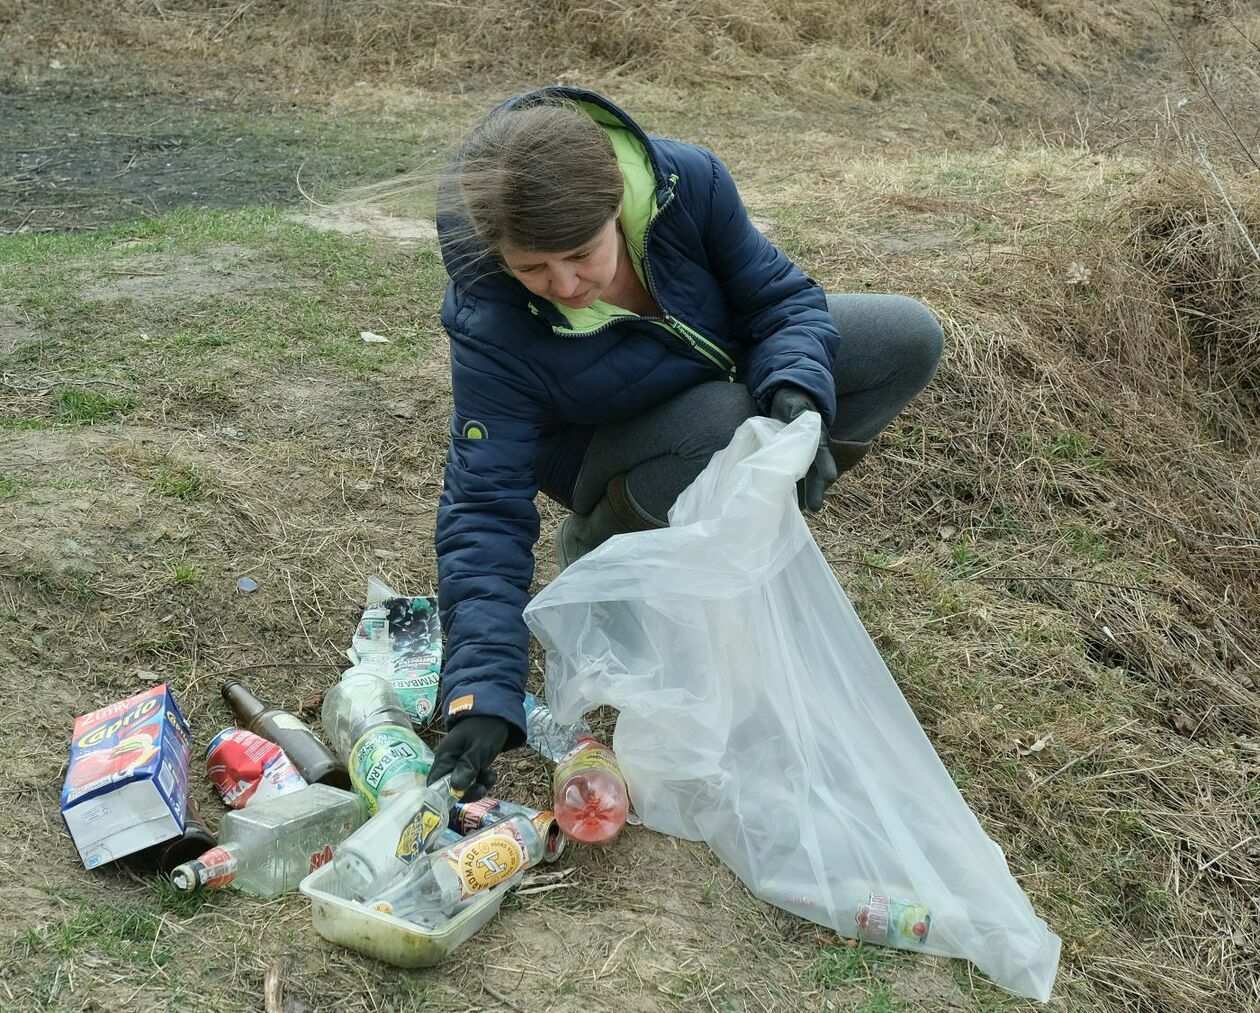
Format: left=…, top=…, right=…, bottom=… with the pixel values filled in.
left=552, top=737, right=629, bottom=845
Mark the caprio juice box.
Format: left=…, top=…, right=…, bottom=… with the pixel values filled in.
left=61, top=684, right=192, bottom=869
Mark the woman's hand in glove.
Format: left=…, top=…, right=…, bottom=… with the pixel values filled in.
left=428, top=715, right=510, bottom=802
left=770, top=385, right=838, bottom=512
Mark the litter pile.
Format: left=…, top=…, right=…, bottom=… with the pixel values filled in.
left=59, top=418, right=1064, bottom=998
left=60, top=580, right=628, bottom=967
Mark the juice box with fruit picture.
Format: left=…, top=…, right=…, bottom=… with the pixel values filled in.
left=60, top=684, right=192, bottom=869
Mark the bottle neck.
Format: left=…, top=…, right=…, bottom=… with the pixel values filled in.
left=173, top=842, right=240, bottom=892
left=222, top=680, right=269, bottom=727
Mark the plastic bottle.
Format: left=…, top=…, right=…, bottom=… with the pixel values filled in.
left=552, top=738, right=629, bottom=845
left=332, top=774, right=460, bottom=901
left=171, top=784, right=365, bottom=897
left=321, top=669, right=434, bottom=812
left=367, top=812, right=546, bottom=922
left=854, top=891, right=933, bottom=947
left=450, top=797, right=565, bottom=863
left=522, top=691, right=592, bottom=762
left=222, top=680, right=350, bottom=790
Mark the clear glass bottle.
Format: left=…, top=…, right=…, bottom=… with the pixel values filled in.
left=367, top=812, right=546, bottom=922
left=170, top=784, right=365, bottom=897
left=522, top=691, right=592, bottom=762
left=322, top=669, right=434, bottom=812
left=332, top=773, right=460, bottom=901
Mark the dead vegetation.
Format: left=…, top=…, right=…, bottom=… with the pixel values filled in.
left=1, top=1, right=1259, bottom=1012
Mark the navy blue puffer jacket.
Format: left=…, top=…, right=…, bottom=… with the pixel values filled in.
left=435, top=87, right=839, bottom=746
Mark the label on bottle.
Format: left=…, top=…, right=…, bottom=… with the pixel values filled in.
left=395, top=802, right=446, bottom=864
left=197, top=845, right=239, bottom=889
left=267, top=713, right=310, bottom=734
left=309, top=843, right=335, bottom=874
left=440, top=822, right=527, bottom=900
left=553, top=740, right=622, bottom=786
left=855, top=893, right=932, bottom=946
left=449, top=797, right=503, bottom=835
left=349, top=725, right=433, bottom=812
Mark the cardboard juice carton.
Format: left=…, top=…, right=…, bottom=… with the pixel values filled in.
left=60, top=684, right=192, bottom=869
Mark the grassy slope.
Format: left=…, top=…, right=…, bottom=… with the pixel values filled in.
left=2, top=4, right=1259, bottom=1012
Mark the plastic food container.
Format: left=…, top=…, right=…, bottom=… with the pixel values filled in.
left=300, top=861, right=520, bottom=967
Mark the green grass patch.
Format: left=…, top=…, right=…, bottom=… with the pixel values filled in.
left=151, top=464, right=203, bottom=501
left=0, top=475, right=24, bottom=499
left=171, top=562, right=200, bottom=585
left=52, top=388, right=137, bottom=424
left=810, top=942, right=894, bottom=987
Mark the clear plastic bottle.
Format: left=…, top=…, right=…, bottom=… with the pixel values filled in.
left=170, top=784, right=365, bottom=896
left=854, top=891, right=933, bottom=947
left=553, top=738, right=629, bottom=846
left=368, top=812, right=546, bottom=923
left=322, top=668, right=434, bottom=812
left=332, top=773, right=460, bottom=901
left=522, top=691, right=592, bottom=762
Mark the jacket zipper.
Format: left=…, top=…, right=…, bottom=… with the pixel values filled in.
left=549, top=173, right=737, bottom=381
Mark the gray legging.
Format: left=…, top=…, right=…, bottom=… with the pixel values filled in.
left=548, top=293, right=944, bottom=521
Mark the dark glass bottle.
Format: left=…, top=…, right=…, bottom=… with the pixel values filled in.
left=221, top=679, right=350, bottom=790
left=156, top=801, right=219, bottom=873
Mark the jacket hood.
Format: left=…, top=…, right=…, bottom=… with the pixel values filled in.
left=436, top=87, right=672, bottom=319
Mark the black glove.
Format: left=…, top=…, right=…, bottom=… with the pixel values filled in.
left=770, top=385, right=838, bottom=513
left=429, top=715, right=510, bottom=802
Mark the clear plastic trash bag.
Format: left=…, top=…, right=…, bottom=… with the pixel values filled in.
left=524, top=413, right=1061, bottom=1001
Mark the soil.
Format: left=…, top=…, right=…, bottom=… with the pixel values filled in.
left=0, top=83, right=415, bottom=233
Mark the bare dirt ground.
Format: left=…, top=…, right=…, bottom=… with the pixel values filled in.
left=2, top=5, right=1259, bottom=1012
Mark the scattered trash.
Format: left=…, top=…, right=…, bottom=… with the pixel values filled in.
left=223, top=679, right=349, bottom=790
left=332, top=773, right=460, bottom=901
left=360, top=330, right=390, bottom=343
left=171, top=784, right=365, bottom=896
left=150, top=801, right=219, bottom=874
left=450, top=798, right=565, bottom=863
left=552, top=737, right=629, bottom=846
left=371, top=548, right=399, bottom=560
left=236, top=576, right=259, bottom=593
left=522, top=690, right=626, bottom=844
left=322, top=668, right=435, bottom=812
left=219, top=425, right=249, bottom=442
left=206, top=727, right=308, bottom=808
left=856, top=892, right=932, bottom=946
left=300, top=849, right=517, bottom=968
left=135, top=668, right=162, bottom=682
left=1016, top=732, right=1055, bottom=756
left=523, top=690, right=591, bottom=762
left=346, top=577, right=442, bottom=729
left=524, top=413, right=1062, bottom=1001
left=61, top=684, right=192, bottom=869
left=367, top=813, right=548, bottom=922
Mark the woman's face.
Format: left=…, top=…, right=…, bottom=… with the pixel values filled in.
left=499, top=214, right=621, bottom=309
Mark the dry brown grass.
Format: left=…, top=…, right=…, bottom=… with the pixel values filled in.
left=2, top=0, right=1237, bottom=113
left=2, top=2, right=1260, bottom=1012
